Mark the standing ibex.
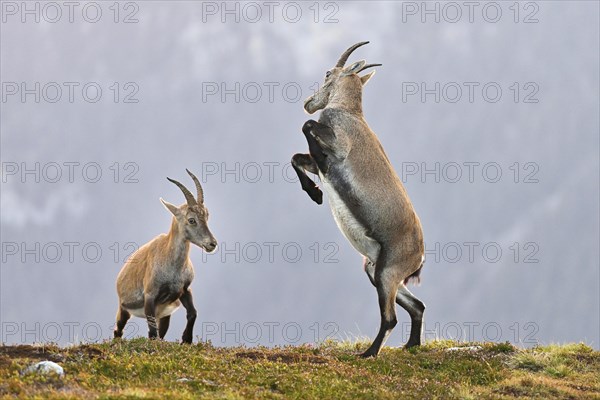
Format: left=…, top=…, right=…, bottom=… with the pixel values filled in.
left=114, top=169, right=217, bottom=344
left=292, top=42, right=425, bottom=357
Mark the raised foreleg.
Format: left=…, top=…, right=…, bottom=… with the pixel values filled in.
left=302, top=119, right=338, bottom=171
left=291, top=153, right=323, bottom=204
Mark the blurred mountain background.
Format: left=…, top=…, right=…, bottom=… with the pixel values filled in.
left=1, top=1, right=598, bottom=347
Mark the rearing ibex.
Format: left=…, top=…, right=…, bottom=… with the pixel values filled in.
left=292, top=41, right=425, bottom=357
left=114, top=169, right=217, bottom=344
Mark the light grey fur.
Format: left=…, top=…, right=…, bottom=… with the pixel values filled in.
left=297, top=41, right=426, bottom=357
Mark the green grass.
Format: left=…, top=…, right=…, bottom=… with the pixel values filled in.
left=0, top=339, right=598, bottom=399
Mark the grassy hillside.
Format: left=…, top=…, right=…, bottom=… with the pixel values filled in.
left=0, top=339, right=598, bottom=399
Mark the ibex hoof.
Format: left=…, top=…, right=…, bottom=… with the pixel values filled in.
left=403, top=341, right=421, bottom=349
left=302, top=119, right=318, bottom=134
left=358, top=350, right=378, bottom=358
left=306, top=187, right=323, bottom=205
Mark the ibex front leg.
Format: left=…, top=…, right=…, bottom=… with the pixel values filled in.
left=144, top=295, right=158, bottom=339
left=158, top=315, right=171, bottom=339
left=291, top=153, right=323, bottom=204
left=302, top=119, right=337, bottom=166
left=113, top=306, right=131, bottom=339
left=179, top=288, right=197, bottom=344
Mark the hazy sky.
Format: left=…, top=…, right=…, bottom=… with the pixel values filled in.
left=1, top=1, right=598, bottom=348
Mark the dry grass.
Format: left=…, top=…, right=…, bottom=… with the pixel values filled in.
left=0, top=339, right=598, bottom=399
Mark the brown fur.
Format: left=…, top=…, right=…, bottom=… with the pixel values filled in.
left=114, top=171, right=217, bottom=343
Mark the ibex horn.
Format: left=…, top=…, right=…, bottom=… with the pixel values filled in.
left=186, top=168, right=204, bottom=204
left=336, top=41, right=370, bottom=68
left=358, top=63, right=382, bottom=73
left=167, top=177, right=197, bottom=206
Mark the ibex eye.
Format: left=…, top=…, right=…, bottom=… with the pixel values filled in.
left=188, top=218, right=196, bottom=225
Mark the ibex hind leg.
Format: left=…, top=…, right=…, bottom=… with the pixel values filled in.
left=364, top=258, right=425, bottom=351
left=114, top=306, right=131, bottom=339
left=360, top=265, right=401, bottom=358
left=396, top=285, right=425, bottom=348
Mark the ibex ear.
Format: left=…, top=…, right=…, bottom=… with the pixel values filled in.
left=360, top=70, right=376, bottom=86
left=341, top=60, right=366, bottom=76
left=160, top=198, right=181, bottom=217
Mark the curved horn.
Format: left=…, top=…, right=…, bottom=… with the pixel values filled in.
left=336, top=41, right=370, bottom=68
left=357, top=63, right=382, bottom=73
left=186, top=168, right=204, bottom=204
left=167, top=177, right=197, bottom=206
